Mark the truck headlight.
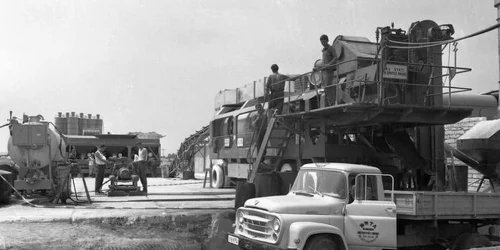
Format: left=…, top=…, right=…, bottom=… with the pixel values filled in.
left=238, top=211, right=244, bottom=224
left=272, top=218, right=281, bottom=232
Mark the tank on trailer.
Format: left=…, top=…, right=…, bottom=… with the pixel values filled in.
left=7, top=114, right=71, bottom=202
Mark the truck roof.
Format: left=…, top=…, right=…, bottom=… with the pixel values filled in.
left=301, top=162, right=382, bottom=174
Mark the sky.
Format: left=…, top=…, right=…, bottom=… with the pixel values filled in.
left=0, top=0, right=498, bottom=156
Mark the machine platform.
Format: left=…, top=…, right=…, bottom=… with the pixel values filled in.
left=279, top=102, right=473, bottom=128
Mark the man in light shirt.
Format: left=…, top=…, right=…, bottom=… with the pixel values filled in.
left=134, top=142, right=148, bottom=194
left=94, top=144, right=112, bottom=195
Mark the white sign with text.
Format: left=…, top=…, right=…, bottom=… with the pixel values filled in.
left=383, top=64, right=408, bottom=80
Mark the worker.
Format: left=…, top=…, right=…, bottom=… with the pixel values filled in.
left=315, top=34, right=338, bottom=105
left=266, top=64, right=288, bottom=114
left=87, top=153, right=95, bottom=177
left=250, top=103, right=267, bottom=158
left=94, top=144, right=112, bottom=195
left=134, top=142, right=149, bottom=194
left=148, top=152, right=158, bottom=177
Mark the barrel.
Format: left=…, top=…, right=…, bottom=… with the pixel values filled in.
left=0, top=170, right=12, bottom=204
left=278, top=171, right=298, bottom=195
left=254, top=172, right=282, bottom=197
left=235, top=182, right=256, bottom=209
left=67, top=116, right=79, bottom=135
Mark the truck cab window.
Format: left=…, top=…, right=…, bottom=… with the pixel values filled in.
left=291, top=170, right=346, bottom=199
left=353, top=174, right=378, bottom=201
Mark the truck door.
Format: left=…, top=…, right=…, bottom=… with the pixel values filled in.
left=344, top=174, right=397, bottom=249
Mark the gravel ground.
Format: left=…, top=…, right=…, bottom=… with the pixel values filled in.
left=0, top=222, right=201, bottom=250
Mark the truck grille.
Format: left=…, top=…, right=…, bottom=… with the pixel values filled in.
left=238, top=209, right=278, bottom=244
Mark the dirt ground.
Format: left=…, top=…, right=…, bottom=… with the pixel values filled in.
left=0, top=222, right=201, bottom=250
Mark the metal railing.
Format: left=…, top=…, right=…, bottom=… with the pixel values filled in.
left=265, top=57, right=472, bottom=113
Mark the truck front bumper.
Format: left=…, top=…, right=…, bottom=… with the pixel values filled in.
left=227, top=232, right=295, bottom=250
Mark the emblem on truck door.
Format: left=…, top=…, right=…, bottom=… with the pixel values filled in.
left=358, top=221, right=379, bottom=243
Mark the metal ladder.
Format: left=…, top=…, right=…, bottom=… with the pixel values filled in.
left=248, top=116, right=291, bottom=183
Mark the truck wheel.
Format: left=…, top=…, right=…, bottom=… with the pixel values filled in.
left=211, top=164, right=224, bottom=188
left=304, top=235, right=337, bottom=250
left=451, top=233, right=492, bottom=250
left=234, top=182, right=255, bottom=209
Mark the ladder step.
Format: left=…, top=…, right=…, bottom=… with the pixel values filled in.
left=269, top=136, right=288, bottom=140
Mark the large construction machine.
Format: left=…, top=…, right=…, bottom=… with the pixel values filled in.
left=218, top=19, right=500, bottom=249
left=209, top=20, right=473, bottom=193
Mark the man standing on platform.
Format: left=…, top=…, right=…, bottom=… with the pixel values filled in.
left=316, top=34, right=338, bottom=105
left=266, top=64, right=288, bottom=114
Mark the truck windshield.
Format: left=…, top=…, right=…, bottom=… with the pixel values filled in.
left=290, top=170, right=347, bottom=199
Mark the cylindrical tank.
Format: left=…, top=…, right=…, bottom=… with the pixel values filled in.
left=7, top=118, right=67, bottom=170
left=95, top=114, right=103, bottom=133
left=80, top=117, right=88, bottom=135
left=67, top=113, right=79, bottom=135
left=88, top=115, right=96, bottom=130
left=54, top=112, right=67, bottom=135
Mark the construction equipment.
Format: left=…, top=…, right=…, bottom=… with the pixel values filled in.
left=209, top=20, right=473, bottom=193
left=7, top=114, right=71, bottom=203
left=224, top=19, right=500, bottom=250
left=107, top=159, right=142, bottom=196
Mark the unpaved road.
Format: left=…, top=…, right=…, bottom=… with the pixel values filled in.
left=0, top=222, right=202, bottom=250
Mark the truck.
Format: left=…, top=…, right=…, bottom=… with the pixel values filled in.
left=228, top=162, right=499, bottom=249
left=219, top=19, right=500, bottom=249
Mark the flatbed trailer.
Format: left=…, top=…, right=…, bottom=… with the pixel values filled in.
left=390, top=191, right=500, bottom=220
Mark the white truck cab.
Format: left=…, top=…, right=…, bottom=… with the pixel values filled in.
left=228, top=163, right=397, bottom=250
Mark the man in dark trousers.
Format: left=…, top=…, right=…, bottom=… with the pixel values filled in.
left=134, top=142, right=149, bottom=194
left=94, top=144, right=112, bottom=195
left=266, top=64, right=288, bottom=113
left=317, top=34, right=338, bottom=105
left=251, top=103, right=268, bottom=155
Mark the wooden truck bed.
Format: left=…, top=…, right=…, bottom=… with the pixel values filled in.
left=385, top=191, right=500, bottom=220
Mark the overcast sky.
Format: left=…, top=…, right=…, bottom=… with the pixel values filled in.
left=0, top=0, right=498, bottom=155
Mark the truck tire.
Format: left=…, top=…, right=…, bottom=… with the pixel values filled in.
left=211, top=164, right=224, bottom=188
left=304, top=235, right=338, bottom=250
left=451, top=233, right=492, bottom=250
left=234, top=182, right=255, bottom=209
